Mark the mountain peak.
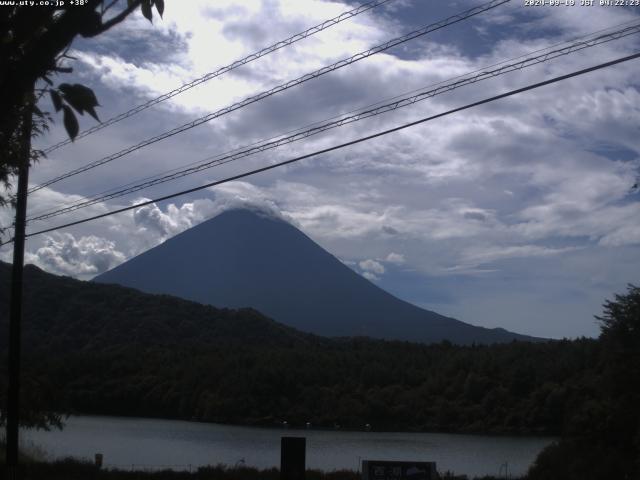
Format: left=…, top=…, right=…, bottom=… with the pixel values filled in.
left=216, top=206, right=286, bottom=222
left=95, top=208, right=538, bottom=344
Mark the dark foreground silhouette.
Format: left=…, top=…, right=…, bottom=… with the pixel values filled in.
left=1, top=260, right=638, bottom=478
left=0, top=261, right=594, bottom=435
left=11, top=458, right=515, bottom=480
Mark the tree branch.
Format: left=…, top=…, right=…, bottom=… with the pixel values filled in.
left=102, top=0, right=120, bottom=15
left=86, top=0, right=142, bottom=37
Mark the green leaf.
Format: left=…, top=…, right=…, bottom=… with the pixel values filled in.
left=85, top=105, right=100, bottom=122
left=62, top=105, right=79, bottom=141
left=154, top=0, right=164, bottom=17
left=58, top=83, right=100, bottom=120
left=141, top=0, right=153, bottom=22
left=50, top=90, right=63, bottom=112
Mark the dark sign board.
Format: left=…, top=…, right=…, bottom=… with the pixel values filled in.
left=281, top=437, right=306, bottom=480
left=362, top=460, right=437, bottom=480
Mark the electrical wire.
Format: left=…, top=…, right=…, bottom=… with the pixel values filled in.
left=42, top=0, right=397, bottom=154
left=29, top=0, right=511, bottom=194
left=26, top=21, right=640, bottom=222
left=2, top=50, right=635, bottom=246
left=27, top=16, right=640, bottom=221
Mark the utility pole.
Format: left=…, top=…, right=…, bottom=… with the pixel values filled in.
left=5, top=90, right=33, bottom=479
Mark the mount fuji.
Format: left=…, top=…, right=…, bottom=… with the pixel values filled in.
left=95, top=209, right=538, bottom=344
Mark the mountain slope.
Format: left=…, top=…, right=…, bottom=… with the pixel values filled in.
left=95, top=209, right=536, bottom=344
left=0, top=261, right=310, bottom=351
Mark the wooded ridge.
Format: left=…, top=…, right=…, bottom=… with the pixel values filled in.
left=0, top=261, right=601, bottom=435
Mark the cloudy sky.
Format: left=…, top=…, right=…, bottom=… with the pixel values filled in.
left=2, top=0, right=639, bottom=339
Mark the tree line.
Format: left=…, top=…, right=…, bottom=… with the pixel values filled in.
left=1, top=262, right=638, bottom=478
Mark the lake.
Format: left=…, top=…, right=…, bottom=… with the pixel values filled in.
left=22, top=415, right=554, bottom=478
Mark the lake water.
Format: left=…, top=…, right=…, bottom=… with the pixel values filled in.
left=22, top=415, right=553, bottom=478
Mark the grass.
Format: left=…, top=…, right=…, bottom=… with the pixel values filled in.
left=17, top=460, right=357, bottom=480
left=1, top=440, right=518, bottom=479
left=9, top=459, right=521, bottom=480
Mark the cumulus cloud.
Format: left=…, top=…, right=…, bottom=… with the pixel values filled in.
left=24, top=233, right=126, bottom=279
left=359, top=259, right=385, bottom=275
left=132, top=199, right=213, bottom=238
left=130, top=182, right=297, bottom=247
left=362, top=271, right=380, bottom=282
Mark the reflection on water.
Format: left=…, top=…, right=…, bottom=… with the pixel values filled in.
left=22, top=415, right=553, bottom=477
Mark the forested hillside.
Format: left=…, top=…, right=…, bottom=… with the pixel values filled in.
left=0, top=261, right=601, bottom=435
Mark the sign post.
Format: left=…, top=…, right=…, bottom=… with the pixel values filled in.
left=281, top=437, right=306, bottom=480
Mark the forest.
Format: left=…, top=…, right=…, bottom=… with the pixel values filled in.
left=1, top=261, right=639, bottom=478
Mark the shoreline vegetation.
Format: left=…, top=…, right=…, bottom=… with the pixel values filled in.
left=1, top=440, right=522, bottom=479
left=6, top=457, right=522, bottom=480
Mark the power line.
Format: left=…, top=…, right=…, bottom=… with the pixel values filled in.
left=6, top=51, right=636, bottom=245
left=34, top=0, right=509, bottom=191
left=29, top=0, right=511, bottom=194
left=41, top=0, right=397, bottom=155
left=26, top=21, right=640, bottom=223
left=27, top=17, right=640, bottom=221
left=30, top=21, right=640, bottom=220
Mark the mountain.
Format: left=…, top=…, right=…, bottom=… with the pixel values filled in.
left=95, top=209, right=537, bottom=344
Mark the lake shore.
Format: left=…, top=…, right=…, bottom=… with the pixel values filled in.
left=58, top=411, right=558, bottom=437
left=19, top=415, right=550, bottom=478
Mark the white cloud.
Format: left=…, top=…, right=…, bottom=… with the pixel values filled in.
left=362, top=271, right=380, bottom=282
left=132, top=199, right=211, bottom=238
left=385, top=252, right=405, bottom=264
left=24, top=233, right=126, bottom=279
left=459, top=244, right=579, bottom=267
left=598, top=222, right=640, bottom=247
left=359, top=258, right=385, bottom=275
left=208, top=182, right=293, bottom=223
left=73, top=0, right=393, bottom=118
